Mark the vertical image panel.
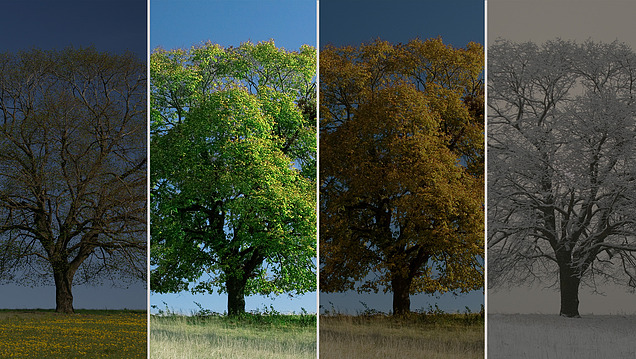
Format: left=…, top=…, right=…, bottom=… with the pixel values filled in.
left=319, top=1, right=485, bottom=358
left=487, top=0, right=636, bottom=357
left=149, top=0, right=317, bottom=358
left=0, top=0, right=148, bottom=357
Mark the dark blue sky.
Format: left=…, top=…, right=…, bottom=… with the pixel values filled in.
left=1, top=0, right=146, bottom=57
left=320, top=0, right=484, bottom=48
left=0, top=0, right=147, bottom=310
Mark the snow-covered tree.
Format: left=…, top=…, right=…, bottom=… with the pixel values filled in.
left=488, top=39, right=636, bottom=317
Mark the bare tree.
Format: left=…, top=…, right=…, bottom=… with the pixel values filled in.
left=0, top=48, right=146, bottom=313
left=488, top=39, right=636, bottom=317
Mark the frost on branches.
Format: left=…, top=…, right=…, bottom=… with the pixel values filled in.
left=488, top=39, right=636, bottom=317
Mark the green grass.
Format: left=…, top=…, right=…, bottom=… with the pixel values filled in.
left=150, top=312, right=317, bottom=359
left=320, top=313, right=484, bottom=359
left=0, top=309, right=147, bottom=358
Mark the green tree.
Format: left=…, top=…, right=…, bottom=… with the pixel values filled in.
left=320, top=38, right=484, bottom=315
left=150, top=41, right=316, bottom=315
left=0, top=48, right=147, bottom=314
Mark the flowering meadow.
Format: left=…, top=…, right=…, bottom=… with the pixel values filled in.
left=0, top=310, right=146, bottom=358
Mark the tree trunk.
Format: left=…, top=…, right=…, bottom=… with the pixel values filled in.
left=226, top=274, right=247, bottom=316
left=53, top=267, right=74, bottom=314
left=391, top=273, right=412, bottom=316
left=558, top=263, right=581, bottom=318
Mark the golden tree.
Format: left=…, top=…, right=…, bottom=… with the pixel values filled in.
left=320, top=38, right=484, bottom=315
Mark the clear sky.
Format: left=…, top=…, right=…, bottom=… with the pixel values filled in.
left=487, top=0, right=636, bottom=315
left=150, top=0, right=317, bottom=315
left=0, top=0, right=147, bottom=310
left=151, top=0, right=316, bottom=51
left=320, top=0, right=484, bottom=48
left=319, top=0, right=485, bottom=315
left=0, top=0, right=146, bottom=58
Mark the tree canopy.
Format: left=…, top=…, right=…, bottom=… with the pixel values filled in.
left=320, top=38, right=484, bottom=315
left=0, top=47, right=147, bottom=313
left=488, top=39, right=636, bottom=317
left=150, top=41, right=316, bottom=315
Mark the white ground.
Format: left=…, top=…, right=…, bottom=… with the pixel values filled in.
left=488, top=314, right=636, bottom=359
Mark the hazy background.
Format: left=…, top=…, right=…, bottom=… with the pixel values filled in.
left=487, top=0, right=636, bottom=315
left=0, top=0, right=147, bottom=310
left=319, top=0, right=485, bottom=315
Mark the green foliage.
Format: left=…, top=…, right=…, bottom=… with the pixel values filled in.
left=151, top=308, right=316, bottom=328
left=150, top=41, right=316, bottom=309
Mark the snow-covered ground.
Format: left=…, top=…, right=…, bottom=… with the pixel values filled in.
left=488, top=314, right=636, bottom=359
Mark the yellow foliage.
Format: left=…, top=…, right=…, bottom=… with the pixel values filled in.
left=320, top=38, right=484, bottom=310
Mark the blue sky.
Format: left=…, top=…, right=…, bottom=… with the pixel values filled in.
left=0, top=0, right=485, bottom=315
left=0, top=0, right=146, bottom=311
left=151, top=0, right=316, bottom=51
left=150, top=0, right=317, bottom=315
left=150, top=0, right=485, bottom=315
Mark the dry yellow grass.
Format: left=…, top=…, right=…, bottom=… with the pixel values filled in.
left=0, top=310, right=146, bottom=358
left=319, top=314, right=484, bottom=359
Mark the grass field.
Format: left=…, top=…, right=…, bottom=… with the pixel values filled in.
left=0, top=309, right=146, bottom=358
left=150, top=312, right=317, bottom=359
left=488, top=314, right=636, bottom=359
left=319, top=313, right=484, bottom=359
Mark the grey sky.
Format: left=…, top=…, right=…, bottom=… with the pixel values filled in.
left=487, top=0, right=636, bottom=315
left=488, top=0, right=636, bottom=49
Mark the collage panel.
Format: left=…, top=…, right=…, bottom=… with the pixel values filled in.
left=319, top=1, right=485, bottom=358
left=487, top=0, right=636, bottom=357
left=149, top=0, right=317, bottom=358
left=0, top=0, right=147, bottom=357
left=4, top=1, right=634, bottom=358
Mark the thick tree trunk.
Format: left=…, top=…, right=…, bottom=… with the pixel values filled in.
left=391, top=273, right=412, bottom=316
left=226, top=275, right=247, bottom=316
left=53, top=267, right=74, bottom=314
left=558, top=264, right=581, bottom=318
